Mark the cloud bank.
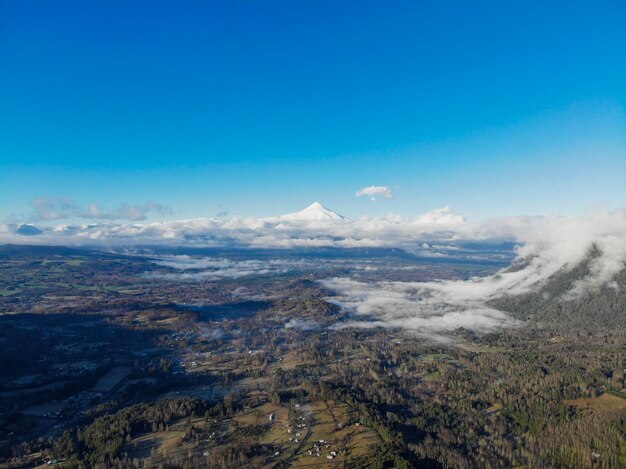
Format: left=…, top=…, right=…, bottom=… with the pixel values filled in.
left=147, top=256, right=302, bottom=280
left=1, top=206, right=624, bottom=268
left=0, top=204, right=489, bottom=250
left=322, top=276, right=517, bottom=341
left=2, top=203, right=625, bottom=295
left=318, top=208, right=626, bottom=339
left=146, top=255, right=384, bottom=281
left=3, top=202, right=622, bottom=341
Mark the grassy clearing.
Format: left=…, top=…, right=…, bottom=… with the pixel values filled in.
left=125, top=430, right=186, bottom=459
left=92, top=367, right=132, bottom=392
left=607, top=389, right=626, bottom=400
left=115, top=288, right=142, bottom=295
left=288, top=400, right=382, bottom=467
left=278, top=350, right=314, bottom=370
left=22, top=400, right=69, bottom=417
left=564, top=392, right=626, bottom=414
left=486, top=402, right=503, bottom=414
left=345, top=425, right=382, bottom=458
left=125, top=416, right=207, bottom=461
left=232, top=399, right=371, bottom=467
left=459, top=344, right=507, bottom=353
left=419, top=353, right=453, bottom=362
left=41, top=258, right=86, bottom=266
left=422, top=371, right=440, bottom=381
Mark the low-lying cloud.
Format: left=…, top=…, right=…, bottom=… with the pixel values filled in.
left=2, top=204, right=625, bottom=301
left=284, top=318, right=321, bottom=331
left=0, top=204, right=484, bottom=249
left=321, top=277, right=519, bottom=341
left=147, top=256, right=299, bottom=280
left=146, top=255, right=376, bottom=281
left=319, top=208, right=626, bottom=339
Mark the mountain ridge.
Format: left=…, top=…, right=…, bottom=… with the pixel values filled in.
left=264, top=202, right=350, bottom=222
left=490, top=251, right=626, bottom=332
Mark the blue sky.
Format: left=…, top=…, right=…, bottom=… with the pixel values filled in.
left=1, top=0, right=625, bottom=223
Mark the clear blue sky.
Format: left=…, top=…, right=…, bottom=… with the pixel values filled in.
left=1, top=0, right=625, bottom=222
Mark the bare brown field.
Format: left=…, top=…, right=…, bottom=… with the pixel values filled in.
left=564, top=392, right=626, bottom=415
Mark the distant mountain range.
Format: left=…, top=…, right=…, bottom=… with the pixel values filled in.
left=2, top=207, right=624, bottom=282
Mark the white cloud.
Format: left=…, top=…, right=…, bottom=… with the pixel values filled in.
left=145, top=256, right=354, bottom=281
left=2, top=205, right=625, bottom=299
left=318, top=208, right=626, bottom=339
left=322, top=276, right=520, bottom=341
left=285, top=318, right=321, bottom=331
left=356, top=185, right=395, bottom=200
left=27, top=197, right=171, bottom=222
left=32, top=197, right=79, bottom=221
left=147, top=256, right=296, bottom=280
left=85, top=202, right=172, bottom=221
left=415, top=206, right=464, bottom=225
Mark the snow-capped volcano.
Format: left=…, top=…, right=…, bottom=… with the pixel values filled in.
left=267, top=202, right=350, bottom=222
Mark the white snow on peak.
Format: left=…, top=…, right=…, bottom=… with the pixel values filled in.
left=268, top=202, right=350, bottom=222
